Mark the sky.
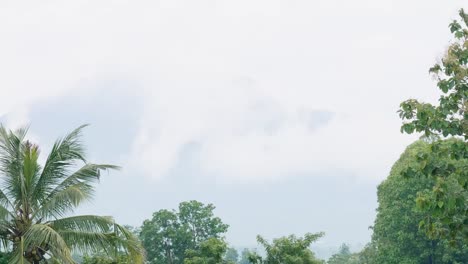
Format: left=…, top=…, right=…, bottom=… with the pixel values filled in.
left=0, top=0, right=467, bottom=258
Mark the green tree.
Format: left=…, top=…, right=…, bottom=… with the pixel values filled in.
left=184, top=238, right=232, bottom=264
left=0, top=125, right=144, bottom=263
left=248, top=233, right=324, bottom=264
left=238, top=249, right=252, bottom=264
left=371, top=140, right=468, bottom=263
left=140, top=201, right=229, bottom=264
left=327, top=244, right=352, bottom=264
left=140, top=209, right=180, bottom=264
left=354, top=243, right=377, bottom=264
left=224, top=247, right=239, bottom=263
left=398, top=9, right=468, bottom=242
left=178, top=201, right=229, bottom=249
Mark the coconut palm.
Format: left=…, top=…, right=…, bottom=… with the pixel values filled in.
left=0, top=124, right=144, bottom=264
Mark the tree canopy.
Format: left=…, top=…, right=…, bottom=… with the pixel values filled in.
left=239, top=248, right=253, bottom=264
left=371, top=140, right=468, bottom=263
left=327, top=244, right=359, bottom=264
left=248, top=233, right=324, bottom=264
left=184, top=237, right=233, bottom=264
left=140, top=200, right=229, bottom=264
left=398, top=9, right=468, bottom=243
left=224, top=247, right=239, bottom=263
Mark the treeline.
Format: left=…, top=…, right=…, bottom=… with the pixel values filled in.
left=79, top=139, right=468, bottom=264
left=79, top=200, right=325, bottom=264
left=77, top=149, right=468, bottom=264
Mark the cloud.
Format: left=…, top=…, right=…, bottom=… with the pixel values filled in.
left=0, top=0, right=465, bottom=182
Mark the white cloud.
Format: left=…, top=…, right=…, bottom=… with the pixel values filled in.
left=0, top=0, right=465, bottom=182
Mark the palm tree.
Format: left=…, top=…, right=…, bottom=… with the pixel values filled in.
left=0, top=124, right=145, bottom=263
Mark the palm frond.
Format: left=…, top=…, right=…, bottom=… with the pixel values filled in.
left=0, top=189, right=13, bottom=213
left=42, top=164, right=119, bottom=205
left=0, top=125, right=27, bottom=207
left=58, top=230, right=110, bottom=253
left=22, top=142, right=41, bottom=215
left=33, top=182, right=95, bottom=220
left=60, top=223, right=146, bottom=263
left=57, top=223, right=145, bottom=264
left=51, top=215, right=114, bottom=233
left=23, top=224, right=75, bottom=264
left=0, top=220, right=12, bottom=250
left=112, top=223, right=146, bottom=264
left=33, top=164, right=118, bottom=220
left=32, top=125, right=88, bottom=203
left=0, top=204, right=13, bottom=221
left=57, top=164, right=119, bottom=189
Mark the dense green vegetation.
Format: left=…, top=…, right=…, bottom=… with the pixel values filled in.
left=327, top=244, right=359, bottom=264
left=81, top=254, right=131, bottom=264
left=398, top=8, right=468, bottom=243
left=248, top=233, right=324, bottom=264
left=225, top=247, right=239, bottom=263
left=239, top=249, right=253, bottom=264
left=184, top=237, right=232, bottom=264
left=139, top=200, right=229, bottom=264
left=371, top=140, right=468, bottom=263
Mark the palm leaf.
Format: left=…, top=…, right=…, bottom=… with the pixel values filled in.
left=0, top=126, right=27, bottom=208
left=51, top=215, right=114, bottom=233
left=112, top=224, right=146, bottom=264
left=34, top=164, right=119, bottom=220
left=33, top=182, right=95, bottom=220
left=58, top=230, right=110, bottom=253
left=0, top=189, right=13, bottom=213
left=23, top=224, right=75, bottom=264
left=32, top=125, right=88, bottom=204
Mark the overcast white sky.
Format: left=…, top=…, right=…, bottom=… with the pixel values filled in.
left=0, top=0, right=466, bottom=257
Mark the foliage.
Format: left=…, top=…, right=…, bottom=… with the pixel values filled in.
left=140, top=209, right=179, bottom=264
left=248, top=233, right=324, bottom=264
left=224, top=247, right=239, bottom=263
left=239, top=249, right=253, bottom=264
left=177, top=201, right=229, bottom=246
left=140, top=200, right=229, bottom=264
left=0, top=251, right=9, bottom=264
left=354, top=243, right=377, bottom=264
left=184, top=238, right=233, bottom=264
left=327, top=243, right=378, bottom=264
left=327, top=244, right=359, bottom=264
left=0, top=125, right=144, bottom=263
left=82, top=254, right=131, bottom=264
left=371, top=140, right=468, bottom=263
left=398, top=9, right=468, bottom=242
